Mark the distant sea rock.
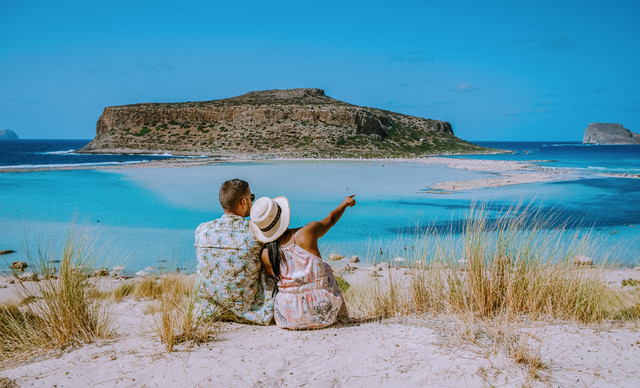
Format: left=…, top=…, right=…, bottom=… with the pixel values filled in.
left=80, top=88, right=490, bottom=158
left=583, top=123, right=640, bottom=144
left=0, top=129, right=19, bottom=140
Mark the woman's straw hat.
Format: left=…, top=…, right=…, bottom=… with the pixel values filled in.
left=249, top=196, right=290, bottom=243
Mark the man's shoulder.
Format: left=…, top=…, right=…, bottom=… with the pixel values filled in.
left=196, top=219, right=220, bottom=231
left=196, top=216, right=255, bottom=239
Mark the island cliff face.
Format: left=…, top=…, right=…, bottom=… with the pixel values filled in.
left=0, top=130, right=19, bottom=140
left=82, top=88, right=487, bottom=157
left=583, top=123, right=640, bottom=144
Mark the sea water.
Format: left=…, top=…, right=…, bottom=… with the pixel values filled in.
left=459, top=141, right=640, bottom=175
left=0, top=139, right=184, bottom=169
left=1, top=140, right=639, bottom=273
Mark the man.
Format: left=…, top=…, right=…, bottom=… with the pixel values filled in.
left=194, top=178, right=275, bottom=324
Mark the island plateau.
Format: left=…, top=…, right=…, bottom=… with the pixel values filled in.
left=81, top=88, right=489, bottom=158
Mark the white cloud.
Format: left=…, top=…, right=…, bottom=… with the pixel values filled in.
left=533, top=100, right=557, bottom=107
left=134, top=62, right=176, bottom=72
left=388, top=51, right=434, bottom=63
left=498, top=108, right=522, bottom=115
left=450, top=83, right=478, bottom=93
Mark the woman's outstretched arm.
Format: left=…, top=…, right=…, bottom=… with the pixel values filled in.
left=293, top=195, right=356, bottom=257
left=307, top=195, right=356, bottom=238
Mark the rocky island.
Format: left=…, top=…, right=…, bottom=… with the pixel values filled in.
left=81, top=88, right=488, bottom=158
left=0, top=129, right=19, bottom=140
left=583, top=123, right=640, bottom=144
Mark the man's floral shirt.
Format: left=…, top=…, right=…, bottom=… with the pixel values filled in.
left=194, top=214, right=275, bottom=324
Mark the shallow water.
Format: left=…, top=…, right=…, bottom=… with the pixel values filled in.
left=1, top=159, right=639, bottom=273
left=2, top=139, right=640, bottom=273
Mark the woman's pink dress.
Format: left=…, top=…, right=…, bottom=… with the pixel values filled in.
left=274, top=240, right=348, bottom=329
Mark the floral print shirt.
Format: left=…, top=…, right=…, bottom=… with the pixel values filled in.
left=194, top=214, right=275, bottom=325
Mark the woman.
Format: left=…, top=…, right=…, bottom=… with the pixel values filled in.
left=249, top=195, right=356, bottom=329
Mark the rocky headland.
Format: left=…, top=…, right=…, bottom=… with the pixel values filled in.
left=583, top=123, right=640, bottom=144
left=80, top=88, right=489, bottom=158
left=0, top=129, right=19, bottom=140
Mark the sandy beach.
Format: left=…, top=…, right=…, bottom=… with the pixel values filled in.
left=415, top=157, right=577, bottom=192
left=1, top=265, right=639, bottom=387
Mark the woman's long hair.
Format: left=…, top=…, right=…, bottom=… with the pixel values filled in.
left=265, top=240, right=283, bottom=282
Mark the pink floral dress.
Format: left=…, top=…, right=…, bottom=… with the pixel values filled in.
left=274, top=236, right=348, bottom=330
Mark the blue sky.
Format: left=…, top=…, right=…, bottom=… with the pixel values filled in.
left=1, top=0, right=638, bottom=141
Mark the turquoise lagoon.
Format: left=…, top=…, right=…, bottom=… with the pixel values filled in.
left=1, top=156, right=639, bottom=274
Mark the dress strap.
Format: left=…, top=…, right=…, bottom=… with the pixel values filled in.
left=292, top=230, right=297, bottom=245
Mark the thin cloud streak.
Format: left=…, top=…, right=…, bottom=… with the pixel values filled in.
left=388, top=52, right=434, bottom=63
left=135, top=62, right=177, bottom=72
left=450, top=83, right=478, bottom=93
left=508, top=35, right=581, bottom=52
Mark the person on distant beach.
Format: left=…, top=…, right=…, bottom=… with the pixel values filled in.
left=194, top=179, right=275, bottom=324
left=249, top=195, right=354, bottom=329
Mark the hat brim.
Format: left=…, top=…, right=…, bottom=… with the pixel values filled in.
left=249, top=196, right=290, bottom=243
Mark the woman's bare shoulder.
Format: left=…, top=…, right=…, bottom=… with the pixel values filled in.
left=298, top=222, right=322, bottom=235
left=290, top=224, right=319, bottom=245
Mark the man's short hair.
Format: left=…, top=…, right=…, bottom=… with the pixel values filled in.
left=219, top=179, right=250, bottom=211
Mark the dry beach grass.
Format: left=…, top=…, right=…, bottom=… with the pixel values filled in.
left=338, top=203, right=640, bottom=384
left=344, top=202, right=638, bottom=323
left=0, top=229, right=110, bottom=360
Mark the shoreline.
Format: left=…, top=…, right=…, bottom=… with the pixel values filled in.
left=0, top=157, right=225, bottom=173
left=2, top=149, right=638, bottom=194
left=0, top=152, right=584, bottom=193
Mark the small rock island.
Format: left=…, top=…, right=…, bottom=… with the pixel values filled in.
left=0, top=129, right=19, bottom=140
left=583, top=123, right=640, bottom=144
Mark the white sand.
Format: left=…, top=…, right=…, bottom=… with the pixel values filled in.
left=430, top=171, right=567, bottom=192
left=0, top=299, right=526, bottom=387
left=418, top=157, right=579, bottom=192
left=2, top=268, right=640, bottom=387
left=418, top=157, right=534, bottom=172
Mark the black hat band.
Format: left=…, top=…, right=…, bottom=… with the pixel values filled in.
left=260, top=203, right=282, bottom=232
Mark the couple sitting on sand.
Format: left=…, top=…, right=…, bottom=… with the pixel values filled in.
left=194, top=178, right=355, bottom=329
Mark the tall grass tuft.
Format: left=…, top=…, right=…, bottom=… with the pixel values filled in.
left=134, top=277, right=163, bottom=299
left=150, top=274, right=221, bottom=351
left=342, top=268, right=413, bottom=319
left=404, top=203, right=626, bottom=323
left=111, top=282, right=136, bottom=301
left=344, top=202, right=636, bottom=323
left=1, top=227, right=110, bottom=361
left=0, top=303, right=46, bottom=357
